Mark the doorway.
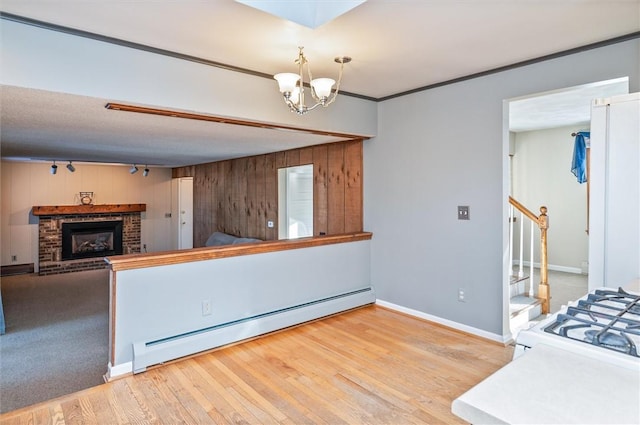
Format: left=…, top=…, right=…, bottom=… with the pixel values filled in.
left=503, top=77, right=629, bottom=331
left=278, top=164, right=314, bottom=240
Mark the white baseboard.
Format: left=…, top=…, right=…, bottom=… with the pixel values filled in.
left=512, top=261, right=583, bottom=275
left=375, top=299, right=511, bottom=344
left=548, top=264, right=583, bottom=274
left=106, top=361, right=133, bottom=380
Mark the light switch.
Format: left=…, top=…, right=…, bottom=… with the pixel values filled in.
left=458, top=206, right=470, bottom=220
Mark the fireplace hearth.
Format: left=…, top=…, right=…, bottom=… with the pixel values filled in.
left=62, top=220, right=123, bottom=260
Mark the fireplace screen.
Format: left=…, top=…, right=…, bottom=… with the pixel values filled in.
left=61, top=220, right=123, bottom=260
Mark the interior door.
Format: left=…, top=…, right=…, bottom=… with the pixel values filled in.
left=178, top=177, right=193, bottom=249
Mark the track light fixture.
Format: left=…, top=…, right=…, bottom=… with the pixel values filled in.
left=130, top=164, right=139, bottom=174
left=143, top=166, right=150, bottom=177
left=66, top=161, right=75, bottom=172
left=50, top=161, right=58, bottom=175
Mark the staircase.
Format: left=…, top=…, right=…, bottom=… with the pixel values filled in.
left=508, top=197, right=549, bottom=335
left=509, top=274, right=543, bottom=334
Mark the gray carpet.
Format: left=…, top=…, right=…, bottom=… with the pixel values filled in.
left=0, top=269, right=109, bottom=413
left=527, top=268, right=588, bottom=313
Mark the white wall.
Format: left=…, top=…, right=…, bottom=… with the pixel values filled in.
left=512, top=125, right=589, bottom=273
left=366, top=39, right=640, bottom=337
left=0, top=19, right=377, bottom=139
left=0, top=161, right=173, bottom=268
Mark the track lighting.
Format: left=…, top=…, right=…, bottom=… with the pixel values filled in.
left=50, top=161, right=58, bottom=175
left=66, top=161, right=75, bottom=172
left=130, top=164, right=139, bottom=174
left=143, top=166, right=150, bottom=177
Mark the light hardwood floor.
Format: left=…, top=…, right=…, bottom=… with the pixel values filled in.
left=0, top=305, right=513, bottom=424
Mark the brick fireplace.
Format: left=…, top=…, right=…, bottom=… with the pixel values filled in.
left=33, top=204, right=146, bottom=275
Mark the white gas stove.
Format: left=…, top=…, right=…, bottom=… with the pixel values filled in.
left=453, top=280, right=640, bottom=424
left=514, top=280, right=640, bottom=372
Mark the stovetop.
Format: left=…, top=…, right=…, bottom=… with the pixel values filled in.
left=543, top=287, right=640, bottom=358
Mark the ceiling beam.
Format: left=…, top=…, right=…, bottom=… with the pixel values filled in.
left=104, top=103, right=369, bottom=140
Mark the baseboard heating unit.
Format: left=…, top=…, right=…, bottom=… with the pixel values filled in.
left=132, top=286, right=375, bottom=373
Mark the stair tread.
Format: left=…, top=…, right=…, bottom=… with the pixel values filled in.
left=509, top=296, right=542, bottom=317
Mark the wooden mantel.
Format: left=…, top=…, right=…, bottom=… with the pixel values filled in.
left=32, top=204, right=146, bottom=216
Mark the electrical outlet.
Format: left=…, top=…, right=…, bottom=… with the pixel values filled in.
left=458, top=288, right=466, bottom=302
left=267, top=220, right=274, bottom=228
left=581, top=261, right=589, bottom=275
left=202, top=299, right=212, bottom=316
left=11, top=255, right=17, bottom=262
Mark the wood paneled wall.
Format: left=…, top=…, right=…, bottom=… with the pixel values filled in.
left=173, top=140, right=364, bottom=247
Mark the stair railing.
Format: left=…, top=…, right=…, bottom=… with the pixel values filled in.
left=508, top=197, right=550, bottom=314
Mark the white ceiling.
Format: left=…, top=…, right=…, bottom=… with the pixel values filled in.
left=1, top=0, right=639, bottom=167
left=0, top=86, right=349, bottom=167
left=509, top=77, right=630, bottom=133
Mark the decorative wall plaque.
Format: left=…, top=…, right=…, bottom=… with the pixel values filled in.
left=79, top=192, right=94, bottom=205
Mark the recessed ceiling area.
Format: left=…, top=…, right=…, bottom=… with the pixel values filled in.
left=0, top=86, right=353, bottom=167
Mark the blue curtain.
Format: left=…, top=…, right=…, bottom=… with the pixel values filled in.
left=571, top=131, right=590, bottom=184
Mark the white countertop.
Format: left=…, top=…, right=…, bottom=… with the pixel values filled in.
left=452, top=343, right=640, bottom=424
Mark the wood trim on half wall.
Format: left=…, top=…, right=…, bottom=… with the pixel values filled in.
left=173, top=140, right=364, bottom=247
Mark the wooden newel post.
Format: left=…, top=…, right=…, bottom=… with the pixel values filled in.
left=537, top=206, right=550, bottom=314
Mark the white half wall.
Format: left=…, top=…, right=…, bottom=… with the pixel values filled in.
left=109, top=239, right=373, bottom=375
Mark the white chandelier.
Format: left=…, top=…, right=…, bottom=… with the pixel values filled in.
left=274, top=47, right=351, bottom=115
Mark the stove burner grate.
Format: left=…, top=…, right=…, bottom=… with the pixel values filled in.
left=544, top=287, right=640, bottom=359
left=583, top=329, right=637, bottom=356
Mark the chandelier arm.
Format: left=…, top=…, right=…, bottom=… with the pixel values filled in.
left=322, top=61, right=345, bottom=107
left=284, top=97, right=296, bottom=111
left=305, top=54, right=322, bottom=102
left=305, top=102, right=324, bottom=112
left=284, top=93, right=323, bottom=115
left=284, top=96, right=306, bottom=115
